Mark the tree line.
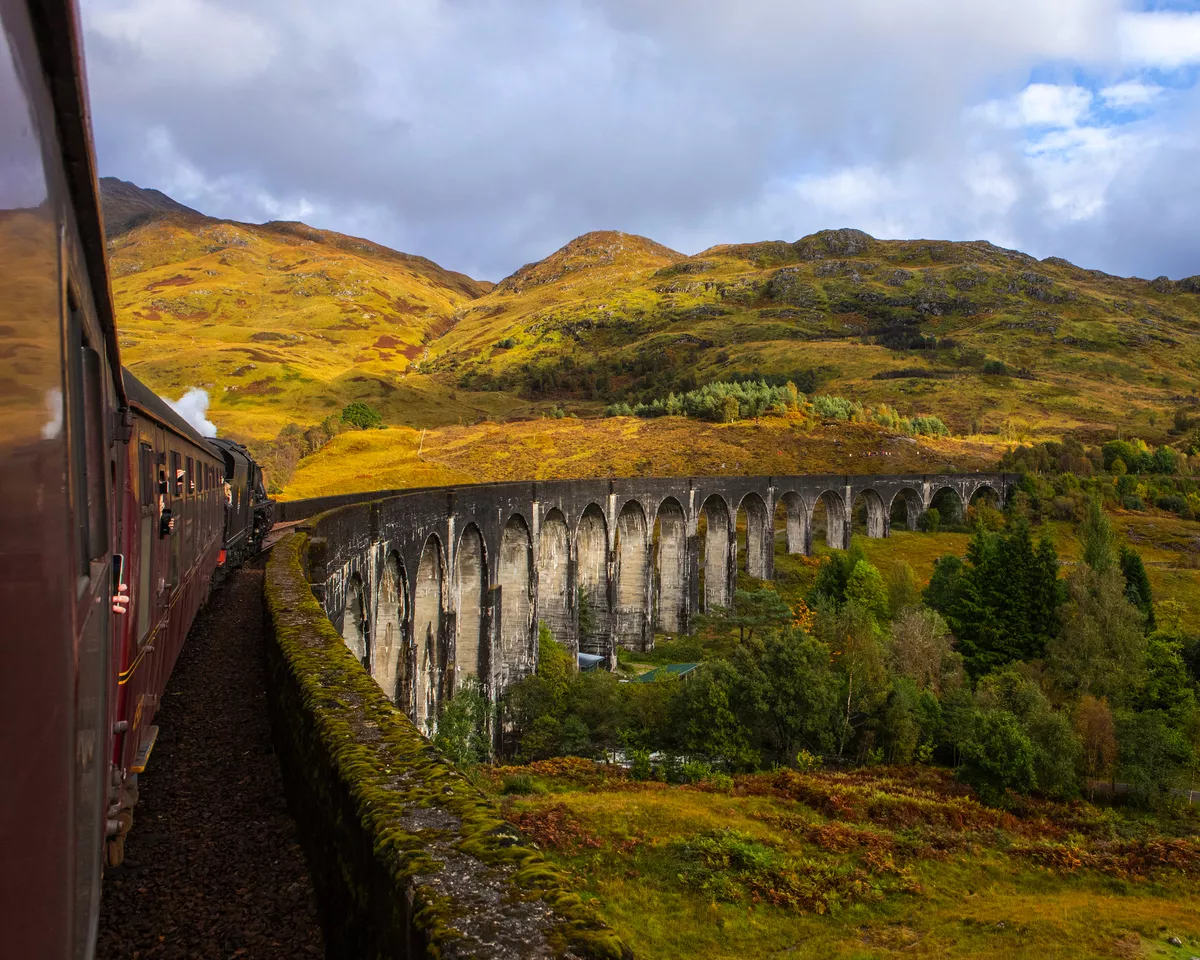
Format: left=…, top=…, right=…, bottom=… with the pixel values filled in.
left=437, top=493, right=1199, bottom=810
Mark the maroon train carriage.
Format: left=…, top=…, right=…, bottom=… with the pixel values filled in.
left=0, top=3, right=273, bottom=957
left=107, top=371, right=228, bottom=866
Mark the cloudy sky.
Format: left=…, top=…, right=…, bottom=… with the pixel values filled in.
left=81, top=0, right=1200, bottom=281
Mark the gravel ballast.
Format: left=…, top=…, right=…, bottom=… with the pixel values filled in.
left=97, top=558, right=324, bottom=959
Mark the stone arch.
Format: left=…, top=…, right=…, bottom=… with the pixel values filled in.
left=497, top=514, right=533, bottom=682
left=966, top=483, right=1002, bottom=527
left=372, top=553, right=408, bottom=704
left=929, top=486, right=966, bottom=526
left=614, top=499, right=650, bottom=651
left=575, top=504, right=610, bottom=657
left=698, top=494, right=732, bottom=610
left=774, top=491, right=808, bottom=555
left=652, top=497, right=687, bottom=634
left=851, top=488, right=887, bottom=539
left=413, top=536, right=444, bottom=733
left=889, top=488, right=922, bottom=532
left=537, top=509, right=571, bottom=648
left=454, top=524, right=487, bottom=683
left=736, top=491, right=771, bottom=579
left=342, top=574, right=367, bottom=664
left=969, top=482, right=1001, bottom=507
left=810, top=490, right=847, bottom=550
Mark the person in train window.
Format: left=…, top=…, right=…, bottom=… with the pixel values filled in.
left=223, top=479, right=232, bottom=509
left=159, top=468, right=176, bottom=537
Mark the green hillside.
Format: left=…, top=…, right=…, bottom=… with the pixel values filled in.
left=434, top=228, right=1200, bottom=439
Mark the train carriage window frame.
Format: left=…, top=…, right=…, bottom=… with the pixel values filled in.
left=65, top=286, right=109, bottom=579
left=171, top=451, right=183, bottom=497
left=137, top=442, right=155, bottom=641
left=138, top=442, right=154, bottom=507
left=186, top=456, right=194, bottom=496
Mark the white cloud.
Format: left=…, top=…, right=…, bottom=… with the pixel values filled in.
left=87, top=0, right=276, bottom=84
left=974, top=84, right=1093, bottom=129
left=1099, top=80, right=1163, bottom=108
left=1119, top=11, right=1200, bottom=69
left=79, top=0, right=1200, bottom=280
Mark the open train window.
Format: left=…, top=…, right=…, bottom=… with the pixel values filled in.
left=171, top=451, right=183, bottom=496
left=186, top=456, right=195, bottom=495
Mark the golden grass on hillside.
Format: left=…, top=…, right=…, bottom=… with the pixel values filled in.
left=109, top=217, right=494, bottom=439
left=434, top=229, right=1200, bottom=439
left=280, top=416, right=1002, bottom=500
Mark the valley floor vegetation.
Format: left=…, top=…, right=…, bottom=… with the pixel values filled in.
left=425, top=451, right=1200, bottom=958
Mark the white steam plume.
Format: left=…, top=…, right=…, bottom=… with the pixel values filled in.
left=166, top=387, right=218, bottom=437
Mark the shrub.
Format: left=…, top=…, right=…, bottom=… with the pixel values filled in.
left=1156, top=494, right=1190, bottom=517
left=433, top=677, right=491, bottom=768
left=1121, top=495, right=1146, bottom=511
left=1116, top=709, right=1194, bottom=808
left=501, top=773, right=542, bottom=795
left=340, top=401, right=384, bottom=430
left=794, top=749, right=820, bottom=772
left=958, top=710, right=1037, bottom=806
left=918, top=507, right=941, bottom=532
left=495, top=337, right=516, bottom=349
left=681, top=759, right=715, bottom=783
left=629, top=748, right=652, bottom=782
left=812, top=394, right=862, bottom=421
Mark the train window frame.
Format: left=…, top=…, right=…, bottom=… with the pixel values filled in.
left=139, top=442, right=154, bottom=507
left=171, top=451, right=183, bottom=497
left=65, top=286, right=109, bottom=576
left=65, top=290, right=89, bottom=577
left=81, top=341, right=108, bottom=562
left=186, top=456, right=195, bottom=496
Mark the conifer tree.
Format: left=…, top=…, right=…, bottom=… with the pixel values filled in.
left=944, top=520, right=1061, bottom=678
left=1119, top=545, right=1155, bottom=629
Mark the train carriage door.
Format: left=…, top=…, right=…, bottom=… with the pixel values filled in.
left=65, top=288, right=112, bottom=957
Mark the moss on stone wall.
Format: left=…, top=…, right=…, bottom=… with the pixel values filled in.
left=264, top=531, right=630, bottom=959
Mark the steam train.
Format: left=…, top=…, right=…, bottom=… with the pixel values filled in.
left=0, top=3, right=273, bottom=958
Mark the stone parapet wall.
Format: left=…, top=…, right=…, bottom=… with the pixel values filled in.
left=263, top=531, right=630, bottom=960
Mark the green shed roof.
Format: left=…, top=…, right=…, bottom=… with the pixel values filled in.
left=632, top=662, right=701, bottom=683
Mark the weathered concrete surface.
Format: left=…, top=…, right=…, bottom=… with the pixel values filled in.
left=290, top=472, right=1011, bottom=724
left=263, top=533, right=630, bottom=960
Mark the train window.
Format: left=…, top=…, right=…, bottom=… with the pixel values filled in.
left=171, top=451, right=183, bottom=497
left=186, top=457, right=195, bottom=495
left=81, top=343, right=107, bottom=561
left=139, top=443, right=154, bottom=507
left=66, top=294, right=88, bottom=575
left=66, top=288, right=108, bottom=572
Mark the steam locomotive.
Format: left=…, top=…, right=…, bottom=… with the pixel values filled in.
left=0, top=3, right=273, bottom=957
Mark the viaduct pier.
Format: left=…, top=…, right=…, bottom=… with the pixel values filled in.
left=276, top=472, right=1013, bottom=732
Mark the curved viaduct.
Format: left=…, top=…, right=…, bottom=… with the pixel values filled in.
left=281, top=472, right=1012, bottom=732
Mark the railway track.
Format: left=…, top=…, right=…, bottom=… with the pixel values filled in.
left=95, top=557, right=323, bottom=959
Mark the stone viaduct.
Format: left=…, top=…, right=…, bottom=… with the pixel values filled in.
left=279, top=472, right=1013, bottom=733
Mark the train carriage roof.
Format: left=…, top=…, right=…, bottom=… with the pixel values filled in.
left=122, top=369, right=221, bottom=457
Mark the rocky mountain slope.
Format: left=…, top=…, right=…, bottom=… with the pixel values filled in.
left=101, top=180, right=496, bottom=438
left=102, top=182, right=1200, bottom=445
left=435, top=227, right=1200, bottom=437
